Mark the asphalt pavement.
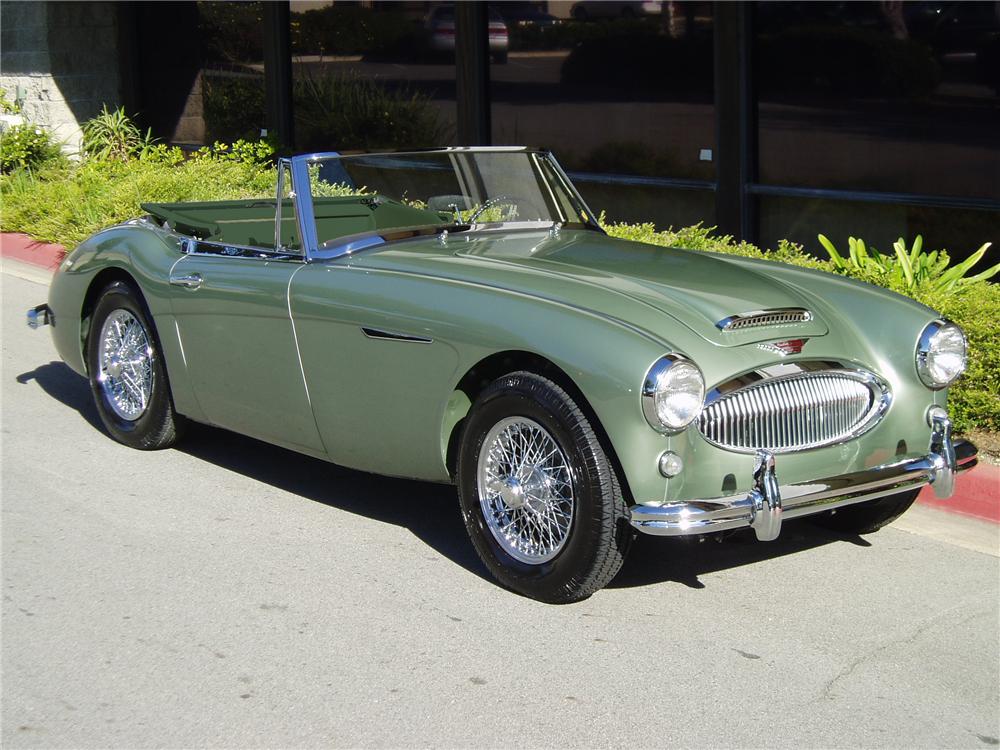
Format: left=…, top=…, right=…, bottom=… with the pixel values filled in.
left=3, top=265, right=998, bottom=749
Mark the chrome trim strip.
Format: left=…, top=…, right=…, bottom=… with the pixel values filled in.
left=629, top=438, right=977, bottom=539
left=716, top=308, right=813, bottom=332
left=361, top=327, right=433, bottom=344
left=286, top=264, right=312, bottom=407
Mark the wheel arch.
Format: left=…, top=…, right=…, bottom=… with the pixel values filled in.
left=442, top=349, right=635, bottom=505
left=79, top=267, right=146, bottom=371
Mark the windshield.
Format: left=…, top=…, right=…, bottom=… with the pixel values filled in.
left=302, top=149, right=595, bottom=252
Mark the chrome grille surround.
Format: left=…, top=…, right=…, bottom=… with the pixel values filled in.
left=698, top=366, right=891, bottom=454
left=717, top=308, right=812, bottom=332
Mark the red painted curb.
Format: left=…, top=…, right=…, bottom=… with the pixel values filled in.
left=919, top=462, right=1000, bottom=523
left=3, top=232, right=997, bottom=524
left=0, top=233, right=66, bottom=270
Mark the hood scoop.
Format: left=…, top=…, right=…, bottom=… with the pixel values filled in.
left=717, top=308, right=813, bottom=333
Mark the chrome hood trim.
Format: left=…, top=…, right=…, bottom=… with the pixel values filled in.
left=716, top=308, right=813, bottom=332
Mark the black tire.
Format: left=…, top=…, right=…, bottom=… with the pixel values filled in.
left=457, top=372, right=632, bottom=603
left=86, top=280, right=185, bottom=450
left=809, top=488, right=920, bottom=535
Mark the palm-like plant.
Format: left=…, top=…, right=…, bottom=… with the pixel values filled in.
left=818, top=234, right=998, bottom=294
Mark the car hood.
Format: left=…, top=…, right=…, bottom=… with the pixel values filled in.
left=358, top=228, right=830, bottom=348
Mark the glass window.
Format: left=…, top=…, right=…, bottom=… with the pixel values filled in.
left=288, top=2, right=455, bottom=152
left=199, top=1, right=266, bottom=144
left=491, top=1, right=716, bottom=228
left=758, top=195, right=999, bottom=263
left=755, top=1, right=1000, bottom=201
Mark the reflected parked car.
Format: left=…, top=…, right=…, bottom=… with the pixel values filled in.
left=491, top=1, right=560, bottom=28
left=571, top=1, right=663, bottom=21
left=426, top=4, right=509, bottom=63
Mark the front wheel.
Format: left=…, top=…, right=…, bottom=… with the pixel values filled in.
left=457, top=372, right=632, bottom=603
left=86, top=280, right=184, bottom=450
left=809, top=488, right=920, bottom=534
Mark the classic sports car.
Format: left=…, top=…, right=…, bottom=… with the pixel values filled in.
left=28, top=147, right=977, bottom=603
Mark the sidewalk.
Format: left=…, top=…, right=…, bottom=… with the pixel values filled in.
left=3, top=231, right=997, bottom=525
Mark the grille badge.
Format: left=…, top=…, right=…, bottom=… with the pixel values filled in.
left=757, top=339, right=807, bottom=357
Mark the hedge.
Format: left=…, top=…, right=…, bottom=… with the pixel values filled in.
left=1, top=155, right=995, bottom=434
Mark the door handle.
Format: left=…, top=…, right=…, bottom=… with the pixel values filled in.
left=170, top=272, right=203, bottom=289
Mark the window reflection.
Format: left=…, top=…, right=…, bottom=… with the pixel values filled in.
left=755, top=1, right=1000, bottom=200
left=491, top=1, right=715, bottom=227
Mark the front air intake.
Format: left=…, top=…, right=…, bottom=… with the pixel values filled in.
left=697, top=370, right=890, bottom=453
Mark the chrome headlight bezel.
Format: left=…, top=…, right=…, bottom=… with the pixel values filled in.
left=641, top=355, right=706, bottom=433
left=916, top=319, right=967, bottom=390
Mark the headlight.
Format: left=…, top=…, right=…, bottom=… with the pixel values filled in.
left=642, top=355, right=705, bottom=432
left=916, top=320, right=967, bottom=389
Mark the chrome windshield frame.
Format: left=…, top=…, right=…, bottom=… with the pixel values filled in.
left=286, top=148, right=602, bottom=262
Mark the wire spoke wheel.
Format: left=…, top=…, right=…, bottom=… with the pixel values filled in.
left=477, top=416, right=575, bottom=564
left=97, top=309, right=153, bottom=421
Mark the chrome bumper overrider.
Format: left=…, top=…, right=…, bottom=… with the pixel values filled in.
left=26, top=304, right=52, bottom=329
left=630, top=412, right=978, bottom=541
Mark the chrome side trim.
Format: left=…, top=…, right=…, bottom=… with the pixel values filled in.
left=286, top=264, right=312, bottom=407
left=629, top=438, right=977, bottom=540
left=716, top=308, right=813, bottom=332
left=361, top=327, right=433, bottom=344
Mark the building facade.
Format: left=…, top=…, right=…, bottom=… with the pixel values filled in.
left=2, top=1, right=997, bottom=257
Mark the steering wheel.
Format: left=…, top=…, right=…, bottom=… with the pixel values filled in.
left=468, top=194, right=545, bottom=224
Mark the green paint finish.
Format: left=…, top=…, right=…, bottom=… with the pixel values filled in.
left=47, top=215, right=946, bottom=506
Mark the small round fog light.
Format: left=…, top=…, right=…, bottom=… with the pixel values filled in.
left=927, top=404, right=948, bottom=427
left=658, top=451, right=683, bottom=478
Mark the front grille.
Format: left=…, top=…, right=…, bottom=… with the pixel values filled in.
left=698, top=371, right=887, bottom=453
left=718, top=308, right=812, bottom=332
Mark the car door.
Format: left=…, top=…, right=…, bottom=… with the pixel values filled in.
left=167, top=249, right=325, bottom=455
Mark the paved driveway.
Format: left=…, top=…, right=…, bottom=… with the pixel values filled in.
left=3, top=267, right=998, bottom=748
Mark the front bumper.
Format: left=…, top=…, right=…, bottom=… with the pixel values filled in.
left=630, top=410, right=978, bottom=540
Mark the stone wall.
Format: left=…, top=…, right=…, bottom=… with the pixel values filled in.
left=0, top=1, right=121, bottom=151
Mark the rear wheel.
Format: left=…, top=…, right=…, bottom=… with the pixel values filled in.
left=86, top=280, right=184, bottom=450
left=457, top=372, right=632, bottom=603
left=810, top=488, right=920, bottom=534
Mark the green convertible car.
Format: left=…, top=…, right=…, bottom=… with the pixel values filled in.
left=28, top=147, right=977, bottom=602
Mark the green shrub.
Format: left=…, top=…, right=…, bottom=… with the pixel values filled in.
left=293, top=72, right=448, bottom=152
left=818, top=234, right=999, bottom=294
left=292, top=5, right=415, bottom=58
left=0, top=146, right=274, bottom=248
left=201, top=70, right=448, bottom=151
left=926, top=284, right=1000, bottom=433
left=0, top=124, right=65, bottom=174
left=81, top=105, right=158, bottom=162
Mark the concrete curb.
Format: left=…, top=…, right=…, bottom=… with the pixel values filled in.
left=3, top=232, right=997, bottom=525
left=0, top=232, right=65, bottom=270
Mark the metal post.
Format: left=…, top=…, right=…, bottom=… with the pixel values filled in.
left=263, top=1, right=294, bottom=148
left=455, top=1, right=491, bottom=145
left=714, top=1, right=756, bottom=241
